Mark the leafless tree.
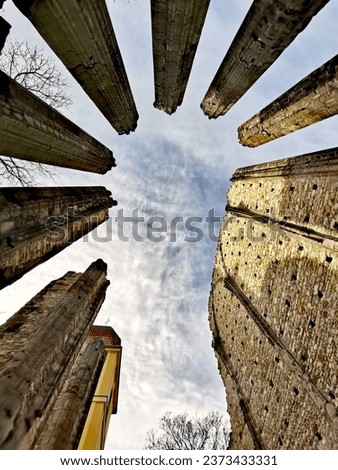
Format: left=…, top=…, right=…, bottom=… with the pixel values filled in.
left=144, top=411, right=230, bottom=450
left=0, top=38, right=73, bottom=185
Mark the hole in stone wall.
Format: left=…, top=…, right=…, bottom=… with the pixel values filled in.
left=293, top=387, right=299, bottom=396
left=328, top=391, right=335, bottom=400
left=290, top=186, right=295, bottom=192
left=275, top=357, right=280, bottom=363
left=264, top=406, right=269, bottom=412
left=300, top=353, right=307, bottom=361
left=298, top=245, right=304, bottom=251
left=315, top=432, right=322, bottom=441
left=269, top=379, right=274, bottom=388
left=326, top=256, right=332, bottom=263
left=4, top=322, right=24, bottom=333
left=334, top=222, right=338, bottom=230
left=313, top=184, right=318, bottom=190
left=285, top=299, right=290, bottom=307
left=278, top=437, right=283, bottom=446
left=304, top=215, right=310, bottom=223
left=271, top=188, right=274, bottom=192
left=284, top=420, right=289, bottom=428
left=279, top=240, right=283, bottom=245
left=317, top=290, right=323, bottom=299
left=308, top=320, right=316, bottom=328
left=291, top=273, right=297, bottom=281
left=279, top=328, right=284, bottom=336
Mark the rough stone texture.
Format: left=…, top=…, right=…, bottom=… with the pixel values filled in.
left=0, top=259, right=110, bottom=449
left=0, top=17, right=11, bottom=54
left=34, top=337, right=106, bottom=450
left=201, top=0, right=329, bottom=118
left=0, top=186, right=116, bottom=289
left=13, top=0, right=138, bottom=135
left=151, top=0, right=210, bottom=114
left=238, top=55, right=338, bottom=147
left=209, top=149, right=338, bottom=449
left=0, top=71, right=115, bottom=173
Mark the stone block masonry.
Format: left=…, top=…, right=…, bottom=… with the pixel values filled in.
left=0, top=259, right=110, bottom=449
left=0, top=186, right=116, bottom=289
left=238, top=55, right=338, bottom=147
left=13, top=0, right=138, bottom=135
left=0, top=71, right=115, bottom=174
left=151, top=0, right=210, bottom=114
left=209, top=148, right=338, bottom=449
left=201, top=0, right=329, bottom=118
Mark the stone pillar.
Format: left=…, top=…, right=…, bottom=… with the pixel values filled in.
left=151, top=0, right=210, bottom=114
left=238, top=55, right=338, bottom=147
left=0, top=259, right=110, bottom=449
left=209, top=148, right=338, bottom=449
left=34, top=337, right=106, bottom=450
left=13, top=0, right=138, bottom=135
left=0, top=17, right=11, bottom=53
left=201, top=0, right=329, bottom=118
left=0, top=186, right=116, bottom=289
left=0, top=71, right=115, bottom=173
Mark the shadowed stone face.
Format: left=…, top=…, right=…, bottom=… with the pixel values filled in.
left=13, top=0, right=139, bottom=134
left=0, top=186, right=116, bottom=289
left=0, top=72, right=116, bottom=173
left=0, top=17, right=11, bottom=53
left=151, top=0, right=210, bottom=114
left=0, top=259, right=110, bottom=449
left=238, top=55, right=338, bottom=147
left=201, top=0, right=330, bottom=118
left=209, top=149, right=338, bottom=450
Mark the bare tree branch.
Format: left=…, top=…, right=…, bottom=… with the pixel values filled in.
left=144, top=411, right=230, bottom=450
left=0, top=38, right=73, bottom=185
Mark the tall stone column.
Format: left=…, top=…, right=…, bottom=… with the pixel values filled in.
left=13, top=0, right=138, bottom=135
left=201, top=0, right=329, bottom=118
left=0, top=186, right=115, bottom=288
left=0, top=71, right=115, bottom=173
left=0, top=259, right=110, bottom=449
left=34, top=337, right=106, bottom=450
left=238, top=55, right=338, bottom=147
left=210, top=148, right=338, bottom=449
left=151, top=0, right=210, bottom=114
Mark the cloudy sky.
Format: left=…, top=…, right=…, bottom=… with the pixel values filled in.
left=0, top=0, right=337, bottom=450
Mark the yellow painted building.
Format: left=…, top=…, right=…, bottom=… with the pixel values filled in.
left=78, top=326, right=122, bottom=450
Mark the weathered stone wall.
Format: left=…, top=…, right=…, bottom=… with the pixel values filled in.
left=0, top=259, right=110, bottom=449
left=151, top=0, right=210, bottom=114
left=13, top=0, right=138, bottom=135
left=34, top=337, right=106, bottom=450
left=238, top=55, right=338, bottom=147
left=201, top=0, right=329, bottom=118
left=0, top=186, right=115, bottom=288
left=0, top=71, right=115, bottom=173
left=209, top=149, right=338, bottom=449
